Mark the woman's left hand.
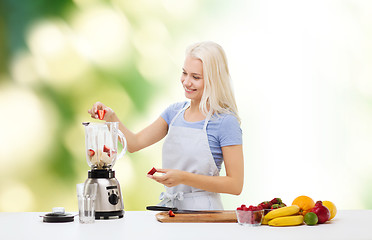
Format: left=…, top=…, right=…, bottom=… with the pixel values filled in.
left=147, top=169, right=185, bottom=187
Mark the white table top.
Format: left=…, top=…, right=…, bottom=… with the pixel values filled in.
left=0, top=210, right=370, bottom=240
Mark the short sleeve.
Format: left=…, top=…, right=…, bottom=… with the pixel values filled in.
left=160, top=101, right=188, bottom=125
left=218, top=114, right=242, bottom=147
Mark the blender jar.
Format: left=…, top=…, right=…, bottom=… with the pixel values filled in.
left=83, top=122, right=127, bottom=169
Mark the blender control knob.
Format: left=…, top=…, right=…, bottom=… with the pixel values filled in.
left=108, top=193, right=119, bottom=205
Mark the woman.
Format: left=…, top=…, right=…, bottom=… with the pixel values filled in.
left=88, top=41, right=244, bottom=210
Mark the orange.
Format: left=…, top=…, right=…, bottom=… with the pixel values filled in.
left=323, top=201, right=337, bottom=220
left=292, top=195, right=315, bottom=216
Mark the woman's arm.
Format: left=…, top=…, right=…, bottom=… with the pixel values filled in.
left=89, top=102, right=169, bottom=153
left=149, top=144, right=244, bottom=195
left=110, top=114, right=169, bottom=153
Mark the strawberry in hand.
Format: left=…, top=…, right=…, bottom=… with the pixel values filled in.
left=97, top=109, right=106, bottom=120
left=147, top=167, right=157, bottom=175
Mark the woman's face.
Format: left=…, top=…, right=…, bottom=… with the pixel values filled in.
left=181, top=55, right=204, bottom=102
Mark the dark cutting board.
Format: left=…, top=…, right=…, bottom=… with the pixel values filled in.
left=155, top=210, right=237, bottom=223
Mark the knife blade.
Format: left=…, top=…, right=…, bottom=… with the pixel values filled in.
left=146, top=206, right=221, bottom=214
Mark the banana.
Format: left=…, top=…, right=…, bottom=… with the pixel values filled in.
left=268, top=215, right=304, bottom=227
left=264, top=205, right=300, bottom=220
left=262, top=216, right=269, bottom=225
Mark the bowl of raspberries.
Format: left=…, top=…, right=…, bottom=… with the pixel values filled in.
left=236, top=198, right=287, bottom=226
left=236, top=205, right=264, bottom=226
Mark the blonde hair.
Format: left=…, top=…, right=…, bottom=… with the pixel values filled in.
left=186, top=41, right=240, bottom=123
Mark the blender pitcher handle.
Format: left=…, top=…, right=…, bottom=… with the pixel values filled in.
left=117, top=130, right=127, bottom=159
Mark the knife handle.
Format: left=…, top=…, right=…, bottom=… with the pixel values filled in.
left=146, top=206, right=178, bottom=211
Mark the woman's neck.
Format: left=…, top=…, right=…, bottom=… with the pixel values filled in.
left=189, top=100, right=200, bottom=111
left=184, top=100, right=207, bottom=122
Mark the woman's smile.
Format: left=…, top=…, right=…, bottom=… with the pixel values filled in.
left=184, top=86, right=196, bottom=93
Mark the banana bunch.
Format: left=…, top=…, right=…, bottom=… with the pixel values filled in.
left=262, top=205, right=304, bottom=226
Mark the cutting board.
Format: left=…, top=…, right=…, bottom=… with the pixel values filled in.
left=155, top=210, right=237, bottom=223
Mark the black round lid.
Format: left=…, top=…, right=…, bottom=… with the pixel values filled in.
left=42, top=212, right=75, bottom=223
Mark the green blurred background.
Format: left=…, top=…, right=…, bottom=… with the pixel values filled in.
left=1, top=0, right=372, bottom=212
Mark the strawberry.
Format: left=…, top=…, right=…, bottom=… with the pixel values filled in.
left=270, top=198, right=282, bottom=205
left=103, top=145, right=111, bottom=156
left=279, top=203, right=287, bottom=208
left=97, top=109, right=106, bottom=120
left=271, top=204, right=280, bottom=209
left=147, top=167, right=157, bottom=175
left=258, top=201, right=272, bottom=209
left=168, top=210, right=175, bottom=217
left=88, top=149, right=95, bottom=157
left=103, top=145, right=110, bottom=152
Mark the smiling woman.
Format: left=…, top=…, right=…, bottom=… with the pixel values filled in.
left=88, top=41, right=244, bottom=210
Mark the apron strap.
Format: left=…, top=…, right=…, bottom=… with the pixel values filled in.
left=169, top=102, right=190, bottom=126
left=203, top=111, right=212, bottom=132
left=169, top=101, right=212, bottom=132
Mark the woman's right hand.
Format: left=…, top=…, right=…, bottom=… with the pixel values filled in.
left=88, top=101, right=115, bottom=121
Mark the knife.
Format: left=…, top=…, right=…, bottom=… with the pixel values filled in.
left=146, top=206, right=221, bottom=214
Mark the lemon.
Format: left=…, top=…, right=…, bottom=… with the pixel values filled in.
left=304, top=212, right=318, bottom=225
left=323, top=201, right=337, bottom=220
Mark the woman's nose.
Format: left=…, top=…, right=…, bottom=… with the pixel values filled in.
left=183, top=76, right=192, bottom=86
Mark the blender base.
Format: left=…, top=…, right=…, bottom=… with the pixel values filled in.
left=95, top=210, right=124, bottom=220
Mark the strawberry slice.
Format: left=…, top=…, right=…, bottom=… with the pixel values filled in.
left=103, top=145, right=111, bottom=157
left=88, top=149, right=95, bottom=157
left=168, top=210, right=175, bottom=217
left=97, top=109, right=106, bottom=120
left=103, top=145, right=110, bottom=152
left=147, top=167, right=157, bottom=175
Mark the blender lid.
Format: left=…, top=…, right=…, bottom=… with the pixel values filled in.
left=42, top=212, right=75, bottom=223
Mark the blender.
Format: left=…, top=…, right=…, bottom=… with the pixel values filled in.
left=82, top=122, right=127, bottom=219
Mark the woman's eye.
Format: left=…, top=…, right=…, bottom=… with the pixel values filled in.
left=182, top=72, right=187, bottom=75
left=193, top=76, right=200, bottom=80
